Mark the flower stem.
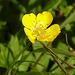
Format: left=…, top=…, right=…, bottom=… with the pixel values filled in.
left=40, top=42, right=69, bottom=74
left=50, top=54, right=69, bottom=75
left=49, top=62, right=63, bottom=72
left=29, top=42, right=51, bottom=72
left=41, top=42, right=75, bottom=69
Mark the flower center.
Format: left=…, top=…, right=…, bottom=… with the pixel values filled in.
left=32, top=24, right=46, bottom=38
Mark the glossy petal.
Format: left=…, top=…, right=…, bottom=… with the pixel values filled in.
left=37, top=11, right=53, bottom=28
left=24, top=28, right=36, bottom=43
left=22, top=13, right=36, bottom=29
left=37, top=24, right=61, bottom=42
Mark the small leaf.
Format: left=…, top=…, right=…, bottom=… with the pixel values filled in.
left=15, top=60, right=45, bottom=68
left=52, top=48, right=75, bottom=57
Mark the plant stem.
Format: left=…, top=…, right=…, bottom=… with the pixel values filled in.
left=41, top=42, right=75, bottom=69
left=4, top=48, right=27, bottom=75
left=49, top=62, right=63, bottom=72
left=50, top=54, right=69, bottom=75
left=29, top=42, right=51, bottom=72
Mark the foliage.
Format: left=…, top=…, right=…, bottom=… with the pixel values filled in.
left=0, top=0, right=75, bottom=75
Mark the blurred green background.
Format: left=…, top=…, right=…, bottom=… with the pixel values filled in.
left=0, top=0, right=75, bottom=75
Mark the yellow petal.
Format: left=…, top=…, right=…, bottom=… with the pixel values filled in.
left=22, top=13, right=36, bottom=29
left=37, top=24, right=61, bottom=42
left=37, top=11, right=53, bottom=28
left=24, top=28, right=36, bottom=43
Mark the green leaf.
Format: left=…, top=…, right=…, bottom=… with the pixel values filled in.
left=8, top=35, right=20, bottom=57
left=43, top=0, right=61, bottom=11
left=0, top=44, right=13, bottom=68
left=0, top=44, right=9, bottom=68
left=28, top=0, right=42, bottom=13
left=33, top=47, right=75, bottom=57
left=16, top=72, right=57, bottom=75
left=16, top=72, right=41, bottom=75
left=65, top=24, right=72, bottom=31
left=72, top=36, right=75, bottom=45
left=33, top=41, right=74, bottom=57
left=33, top=48, right=47, bottom=53
left=32, top=41, right=51, bottom=71
left=51, top=48, right=75, bottom=57
left=33, top=41, right=48, bottom=59
left=59, top=0, right=67, bottom=6
left=11, top=0, right=27, bottom=13
left=17, top=51, right=34, bottom=71
left=4, top=46, right=28, bottom=75
left=33, top=41, right=48, bottom=50
left=33, top=41, right=75, bottom=57
left=60, top=10, right=75, bottom=29
left=60, top=6, right=73, bottom=17
left=4, top=42, right=32, bottom=74
left=15, top=60, right=45, bottom=68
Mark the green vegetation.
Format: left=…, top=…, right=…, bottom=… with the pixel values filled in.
left=0, top=0, right=75, bottom=75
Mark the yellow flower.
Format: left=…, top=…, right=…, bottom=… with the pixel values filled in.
left=22, top=11, right=61, bottom=43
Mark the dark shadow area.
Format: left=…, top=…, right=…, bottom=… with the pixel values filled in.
left=47, top=59, right=55, bottom=72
